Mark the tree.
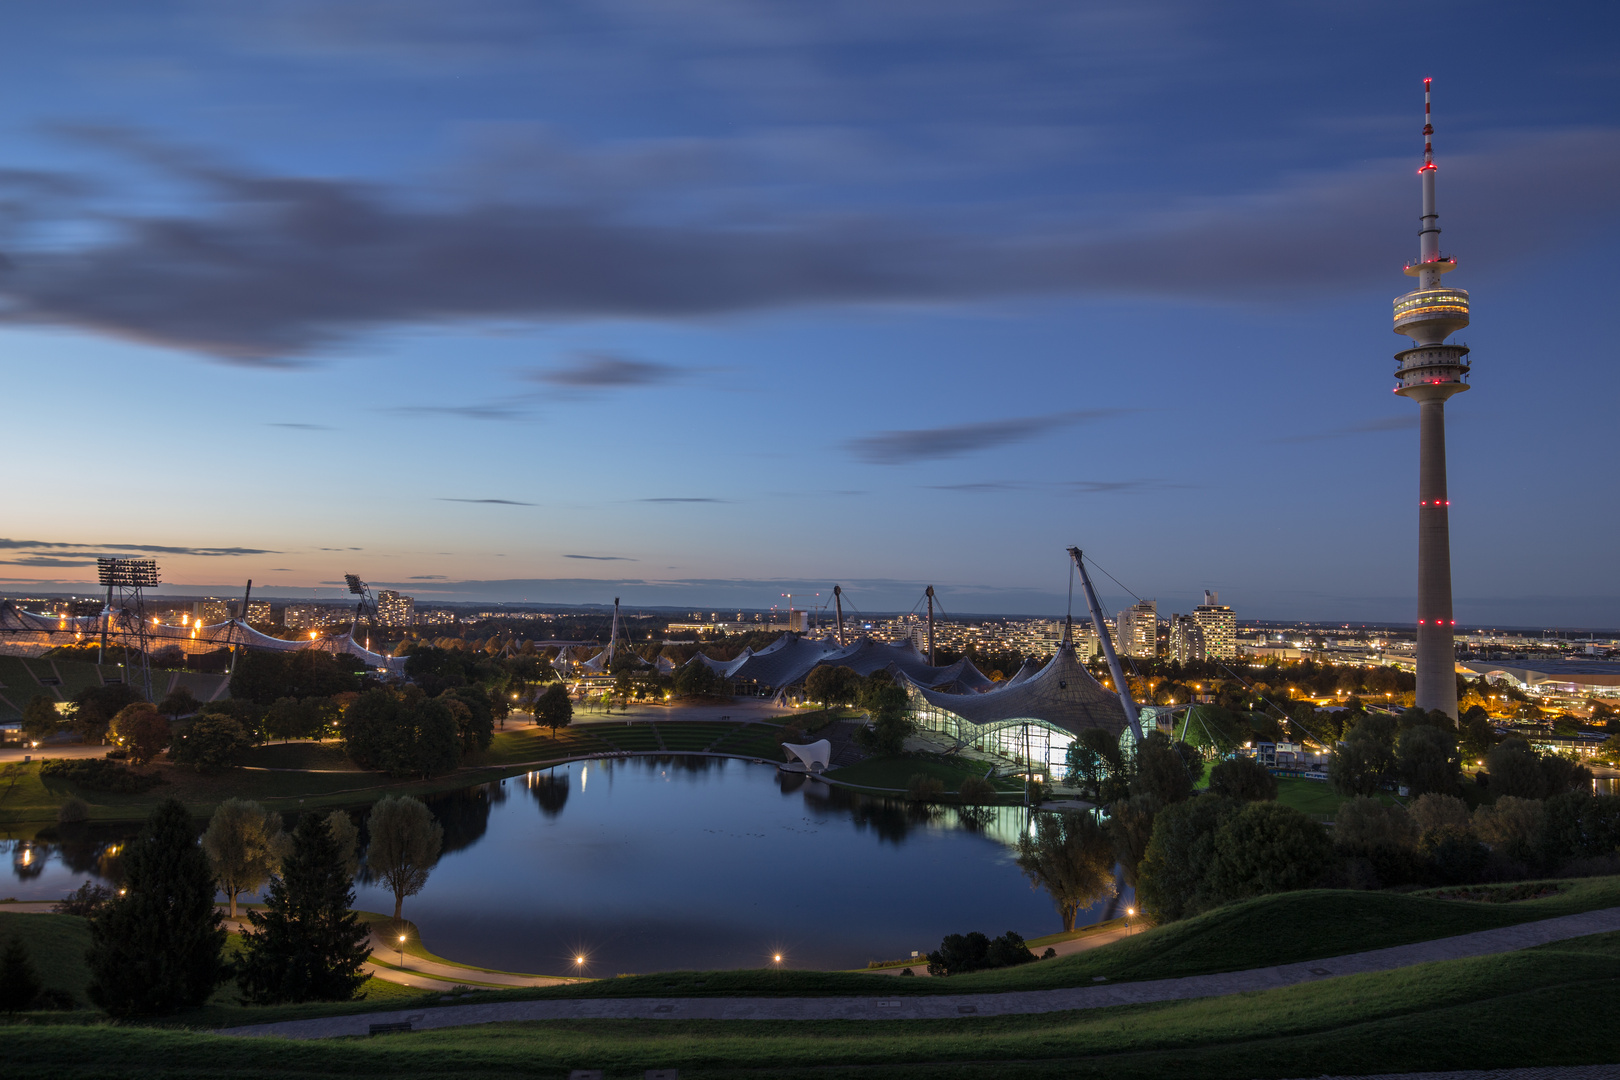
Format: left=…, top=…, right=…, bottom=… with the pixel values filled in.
left=21, top=694, right=59, bottom=744
left=69, top=683, right=143, bottom=743
left=264, top=697, right=331, bottom=742
left=1329, top=734, right=1393, bottom=797
left=0, top=935, right=43, bottom=1012
left=1485, top=738, right=1555, bottom=799
left=1539, top=792, right=1620, bottom=865
left=441, top=687, right=495, bottom=752
left=1128, top=732, right=1196, bottom=805
left=231, top=648, right=362, bottom=705
left=1065, top=728, right=1127, bottom=804
left=1207, top=756, right=1277, bottom=802
left=365, top=795, right=443, bottom=921
left=110, top=704, right=172, bottom=765
left=854, top=681, right=914, bottom=756
left=1333, top=796, right=1420, bottom=886
left=326, top=810, right=361, bottom=881
left=1417, top=825, right=1488, bottom=885
left=534, top=682, right=574, bottom=734
left=1106, top=794, right=1161, bottom=887
left=924, top=931, right=1035, bottom=977
left=1458, top=706, right=1496, bottom=763
left=339, top=690, right=460, bottom=778
left=1396, top=724, right=1461, bottom=797
left=1137, top=795, right=1241, bottom=922
left=201, top=798, right=287, bottom=919
left=237, top=813, right=371, bottom=1004
left=169, top=715, right=252, bottom=771
left=673, top=660, right=721, bottom=698
left=157, top=687, right=201, bottom=721
left=86, top=799, right=227, bottom=1016
left=1014, top=811, right=1118, bottom=931
left=805, top=665, right=860, bottom=711
left=1204, top=802, right=1331, bottom=907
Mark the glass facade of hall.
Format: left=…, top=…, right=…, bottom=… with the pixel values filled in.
left=908, top=689, right=1075, bottom=774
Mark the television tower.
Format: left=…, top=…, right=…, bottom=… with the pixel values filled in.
left=1392, top=78, right=1470, bottom=719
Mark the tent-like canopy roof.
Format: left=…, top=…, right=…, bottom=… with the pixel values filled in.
left=692, top=632, right=997, bottom=693
left=907, top=642, right=1127, bottom=738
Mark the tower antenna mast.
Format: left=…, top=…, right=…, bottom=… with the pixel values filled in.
left=1067, top=548, right=1145, bottom=743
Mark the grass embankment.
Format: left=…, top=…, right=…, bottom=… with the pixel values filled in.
left=0, top=719, right=789, bottom=828
left=828, top=753, right=1023, bottom=796
left=6, top=933, right=1619, bottom=1078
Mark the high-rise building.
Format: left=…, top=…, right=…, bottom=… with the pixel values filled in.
left=377, top=590, right=416, bottom=627
left=1192, top=590, right=1236, bottom=660
left=192, top=598, right=229, bottom=625
left=1392, top=79, right=1470, bottom=719
left=1168, top=613, right=1205, bottom=663
left=246, top=600, right=272, bottom=624
left=1116, top=600, right=1158, bottom=659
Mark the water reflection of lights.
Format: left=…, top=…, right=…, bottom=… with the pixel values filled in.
left=581, top=765, right=587, bottom=793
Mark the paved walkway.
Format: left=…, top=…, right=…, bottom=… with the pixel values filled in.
left=1298, top=1070, right=1620, bottom=1080
left=215, top=905, right=1620, bottom=1039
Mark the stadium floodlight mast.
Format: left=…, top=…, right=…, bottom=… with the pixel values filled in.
left=344, top=573, right=377, bottom=647
left=95, top=557, right=159, bottom=701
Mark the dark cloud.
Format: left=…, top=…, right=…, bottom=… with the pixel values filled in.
left=850, top=410, right=1127, bottom=465
left=637, top=497, right=726, bottom=503
left=437, top=497, right=536, bottom=505
left=3, top=127, right=1615, bottom=363
left=929, top=480, right=1025, bottom=493
left=1062, top=479, right=1177, bottom=493
left=529, top=352, right=679, bottom=388
left=564, top=554, right=637, bottom=561
left=317, top=547, right=364, bottom=551
left=0, top=538, right=275, bottom=556
left=409, top=574, right=449, bottom=579
left=930, top=478, right=1172, bottom=494
left=0, top=556, right=99, bottom=567
left=268, top=421, right=332, bottom=430
left=1277, top=415, right=1418, bottom=443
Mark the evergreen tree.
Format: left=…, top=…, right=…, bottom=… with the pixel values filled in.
left=237, top=812, right=371, bottom=1004
left=86, top=799, right=227, bottom=1016
left=0, top=934, right=44, bottom=1011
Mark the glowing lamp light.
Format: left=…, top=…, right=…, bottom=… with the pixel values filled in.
left=773, top=954, right=782, bottom=963
left=574, top=956, right=585, bottom=966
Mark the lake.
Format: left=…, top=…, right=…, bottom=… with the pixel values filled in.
left=4, top=756, right=1126, bottom=973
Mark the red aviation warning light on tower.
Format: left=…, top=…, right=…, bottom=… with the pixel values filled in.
left=1392, top=77, right=1470, bottom=719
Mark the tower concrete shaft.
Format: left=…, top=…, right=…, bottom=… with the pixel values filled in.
left=1392, top=78, right=1469, bottom=719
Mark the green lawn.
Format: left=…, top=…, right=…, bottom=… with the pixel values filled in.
left=829, top=754, right=1020, bottom=795
left=5, top=932, right=1618, bottom=1078
left=0, top=913, right=92, bottom=1005
left=241, top=742, right=361, bottom=771
left=1272, top=777, right=1400, bottom=818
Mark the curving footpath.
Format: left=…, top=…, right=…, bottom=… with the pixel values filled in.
left=216, top=905, right=1620, bottom=1039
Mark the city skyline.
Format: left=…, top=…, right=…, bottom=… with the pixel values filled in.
left=3, top=3, right=1619, bottom=626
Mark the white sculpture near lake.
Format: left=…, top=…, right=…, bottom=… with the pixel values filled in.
left=782, top=740, right=832, bottom=773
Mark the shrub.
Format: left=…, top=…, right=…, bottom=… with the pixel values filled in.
left=1410, top=793, right=1472, bottom=834
left=109, top=704, right=171, bottom=765
left=1418, top=825, right=1489, bottom=885
left=1539, top=792, right=1620, bottom=865
left=53, top=881, right=113, bottom=916
left=925, top=930, right=1034, bottom=976
left=58, top=796, right=90, bottom=824
left=1207, top=756, right=1277, bottom=802
left=907, top=774, right=946, bottom=801
left=1205, top=802, right=1331, bottom=906
left=1473, top=796, right=1546, bottom=865
left=39, top=758, right=166, bottom=794
left=957, top=775, right=996, bottom=803
left=1333, top=796, right=1420, bottom=889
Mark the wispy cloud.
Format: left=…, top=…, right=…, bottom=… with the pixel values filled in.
left=409, top=574, right=448, bottom=580
left=1277, top=415, right=1418, bottom=443
left=850, top=410, right=1128, bottom=465
left=267, top=421, right=332, bottom=430
left=929, top=478, right=1175, bottom=494
left=0, top=538, right=275, bottom=556
left=528, top=352, right=679, bottom=389
left=564, top=554, right=637, bottom=561
left=436, top=497, right=536, bottom=506
left=388, top=404, right=529, bottom=422
left=637, top=497, right=726, bottom=503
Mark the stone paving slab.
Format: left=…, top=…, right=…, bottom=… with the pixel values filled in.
left=215, top=905, right=1620, bottom=1040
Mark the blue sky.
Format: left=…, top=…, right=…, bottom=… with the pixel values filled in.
left=1, top=1, right=1617, bottom=625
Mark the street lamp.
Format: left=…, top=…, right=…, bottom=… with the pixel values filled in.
left=1126, top=906, right=1136, bottom=934
left=398, top=934, right=406, bottom=969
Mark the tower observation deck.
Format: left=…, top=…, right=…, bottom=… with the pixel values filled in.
left=1393, top=78, right=1469, bottom=719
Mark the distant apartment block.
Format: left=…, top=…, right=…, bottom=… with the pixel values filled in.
left=284, top=603, right=348, bottom=630
left=193, top=598, right=230, bottom=625
left=1193, top=591, right=1237, bottom=660
left=1168, top=613, right=1205, bottom=663
left=377, top=590, right=416, bottom=627
left=246, top=600, right=272, bottom=624
left=1116, top=600, right=1158, bottom=659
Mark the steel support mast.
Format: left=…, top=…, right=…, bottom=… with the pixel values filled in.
left=1067, top=548, right=1145, bottom=743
